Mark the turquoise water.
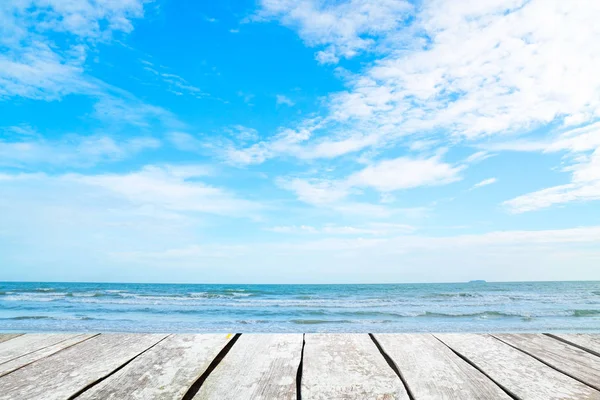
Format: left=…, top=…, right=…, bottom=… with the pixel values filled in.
left=0, top=281, right=599, bottom=333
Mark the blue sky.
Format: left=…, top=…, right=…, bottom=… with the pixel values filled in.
left=1, top=0, right=599, bottom=283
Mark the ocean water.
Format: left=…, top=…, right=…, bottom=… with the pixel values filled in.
left=0, top=281, right=599, bottom=333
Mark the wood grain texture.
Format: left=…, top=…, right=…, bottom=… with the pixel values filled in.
left=436, top=333, right=600, bottom=400
left=195, top=334, right=303, bottom=400
left=548, top=334, right=600, bottom=358
left=0, top=333, right=166, bottom=400
left=494, top=333, right=600, bottom=391
left=302, top=333, right=409, bottom=400
left=77, top=334, right=232, bottom=400
left=0, top=335, right=23, bottom=345
left=0, top=334, right=96, bottom=377
left=0, top=334, right=88, bottom=364
left=375, top=334, right=511, bottom=400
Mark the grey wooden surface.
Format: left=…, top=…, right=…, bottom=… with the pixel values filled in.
left=0, top=334, right=96, bottom=377
left=78, top=334, right=232, bottom=400
left=0, top=333, right=599, bottom=399
left=0, top=334, right=23, bottom=344
left=494, top=333, right=600, bottom=391
left=0, top=333, right=166, bottom=400
left=375, top=334, right=511, bottom=400
left=436, top=333, right=600, bottom=400
left=549, top=333, right=600, bottom=357
left=195, top=334, right=303, bottom=400
left=0, top=334, right=89, bottom=364
left=302, top=333, right=409, bottom=400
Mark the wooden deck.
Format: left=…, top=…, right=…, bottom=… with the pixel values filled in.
left=0, top=333, right=599, bottom=399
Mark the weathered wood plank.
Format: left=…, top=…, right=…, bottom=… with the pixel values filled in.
left=0, top=333, right=167, bottom=400
left=375, top=334, right=511, bottom=399
left=436, top=334, right=600, bottom=400
left=77, top=334, right=232, bottom=400
left=0, top=334, right=23, bottom=344
left=302, top=333, right=409, bottom=400
left=494, top=333, right=600, bottom=391
left=0, top=333, right=89, bottom=364
left=548, top=334, right=600, bottom=358
left=0, top=334, right=96, bottom=377
left=195, top=334, right=302, bottom=400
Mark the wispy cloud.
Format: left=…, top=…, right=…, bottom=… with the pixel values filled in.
left=347, top=154, right=463, bottom=192
left=505, top=149, right=600, bottom=213
left=471, top=178, right=497, bottom=190
left=0, top=133, right=160, bottom=168
left=237, top=91, right=255, bottom=105
left=255, top=0, right=412, bottom=63
left=0, top=0, right=146, bottom=101
left=248, top=1, right=600, bottom=164
left=170, top=126, right=259, bottom=156
left=465, top=151, right=494, bottom=164
left=140, top=60, right=207, bottom=98
left=169, top=132, right=204, bottom=152
left=104, top=226, right=600, bottom=282
left=278, top=154, right=462, bottom=204
left=274, top=154, right=460, bottom=219
left=92, top=95, right=183, bottom=128
left=276, top=94, right=294, bottom=106
left=1, top=165, right=261, bottom=218
left=267, top=223, right=415, bottom=236
left=487, top=122, right=600, bottom=212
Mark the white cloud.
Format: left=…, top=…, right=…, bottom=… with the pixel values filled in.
left=92, top=95, right=182, bottom=128
left=228, top=125, right=259, bottom=142
left=504, top=149, right=600, bottom=213
left=140, top=60, right=207, bottom=98
left=267, top=223, right=415, bottom=236
left=242, top=0, right=600, bottom=217
left=484, top=121, right=600, bottom=154
left=348, top=154, right=463, bottom=192
left=0, top=134, right=160, bottom=168
left=1, top=0, right=146, bottom=100
left=103, top=226, right=600, bottom=282
left=168, top=132, right=204, bottom=152
left=277, top=178, right=350, bottom=205
left=256, top=0, right=412, bottom=63
left=281, top=154, right=462, bottom=201
left=217, top=119, right=324, bottom=165
left=170, top=126, right=259, bottom=156
left=18, top=0, right=144, bottom=39
left=71, top=166, right=260, bottom=217
left=0, top=41, right=94, bottom=101
left=471, top=177, right=497, bottom=190
left=276, top=177, right=404, bottom=218
left=247, top=0, right=600, bottom=165
left=276, top=94, right=295, bottom=106
left=237, top=91, right=255, bottom=104
left=0, top=0, right=182, bottom=135
left=489, top=122, right=600, bottom=212
left=0, top=166, right=261, bottom=282
left=277, top=154, right=460, bottom=216
left=315, top=49, right=339, bottom=65
left=465, top=151, right=493, bottom=164
left=268, top=225, right=318, bottom=234
left=1, top=165, right=260, bottom=218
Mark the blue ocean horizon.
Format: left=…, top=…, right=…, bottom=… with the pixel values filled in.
left=1, top=281, right=599, bottom=333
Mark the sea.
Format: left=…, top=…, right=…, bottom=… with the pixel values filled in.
left=0, top=281, right=599, bottom=333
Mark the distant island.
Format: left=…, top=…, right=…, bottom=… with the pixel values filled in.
left=468, top=280, right=487, bottom=283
